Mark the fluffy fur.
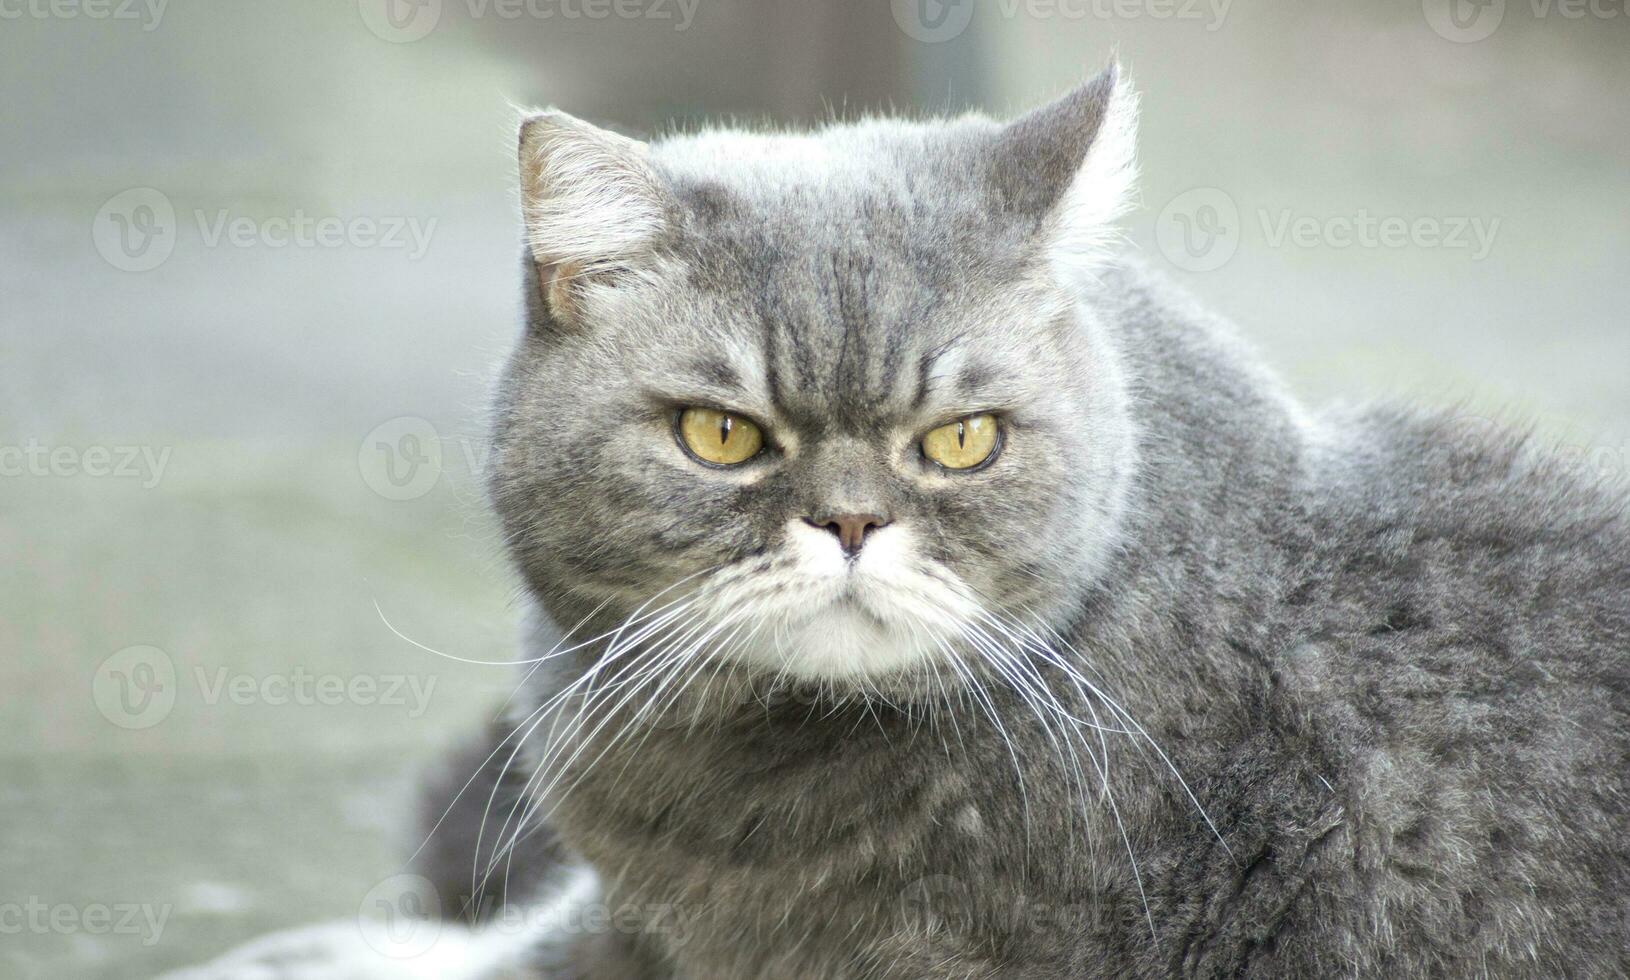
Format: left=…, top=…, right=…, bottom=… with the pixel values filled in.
left=174, top=64, right=1630, bottom=979
left=462, top=62, right=1630, bottom=978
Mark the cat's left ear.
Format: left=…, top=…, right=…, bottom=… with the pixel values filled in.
left=994, top=61, right=1139, bottom=282
left=516, top=108, right=673, bottom=323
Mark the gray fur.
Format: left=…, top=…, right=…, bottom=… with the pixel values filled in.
left=435, top=65, right=1630, bottom=978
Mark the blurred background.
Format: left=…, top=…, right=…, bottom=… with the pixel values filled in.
left=2, top=0, right=1627, bottom=975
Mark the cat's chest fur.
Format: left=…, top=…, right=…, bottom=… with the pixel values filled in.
left=534, top=674, right=1268, bottom=979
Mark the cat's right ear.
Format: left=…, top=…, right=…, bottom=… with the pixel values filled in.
left=991, top=61, right=1139, bottom=287
left=516, top=110, right=672, bottom=324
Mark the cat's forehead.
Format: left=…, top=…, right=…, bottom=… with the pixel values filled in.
left=587, top=126, right=1066, bottom=430
left=651, top=118, right=985, bottom=194
left=651, top=120, right=1010, bottom=257
left=649, top=129, right=1020, bottom=317
left=612, top=246, right=1062, bottom=438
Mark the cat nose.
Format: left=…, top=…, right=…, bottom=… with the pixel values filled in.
left=805, top=512, right=890, bottom=555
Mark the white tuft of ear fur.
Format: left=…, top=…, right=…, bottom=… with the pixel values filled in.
left=1045, top=74, right=1139, bottom=285
left=517, top=110, right=669, bottom=273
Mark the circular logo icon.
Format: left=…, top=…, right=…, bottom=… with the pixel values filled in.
left=93, top=645, right=177, bottom=730
left=358, top=0, right=442, bottom=43
left=898, top=875, right=980, bottom=934
left=891, top=0, right=975, bottom=43
left=93, top=188, right=176, bottom=273
left=358, top=874, right=442, bottom=958
left=358, top=417, right=443, bottom=501
left=1155, top=187, right=1241, bottom=273
left=1422, top=0, right=1505, bottom=42
left=1442, top=412, right=1504, bottom=448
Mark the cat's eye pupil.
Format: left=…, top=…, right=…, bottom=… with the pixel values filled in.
left=677, top=407, right=764, bottom=467
left=921, top=413, right=999, bottom=471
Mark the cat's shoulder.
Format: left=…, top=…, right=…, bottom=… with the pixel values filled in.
left=1308, top=403, right=1629, bottom=560
left=1287, top=403, right=1629, bottom=688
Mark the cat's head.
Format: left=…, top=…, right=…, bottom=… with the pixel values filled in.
left=492, top=64, right=1140, bottom=691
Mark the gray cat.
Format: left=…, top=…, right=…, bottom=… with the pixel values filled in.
left=173, top=63, right=1629, bottom=980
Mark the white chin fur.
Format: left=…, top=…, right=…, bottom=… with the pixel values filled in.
left=706, top=520, right=974, bottom=683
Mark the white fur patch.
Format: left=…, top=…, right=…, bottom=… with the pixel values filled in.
left=701, top=520, right=978, bottom=681
left=518, top=110, right=667, bottom=271
left=157, top=869, right=600, bottom=980
left=1046, top=76, right=1140, bottom=287
left=153, top=920, right=534, bottom=980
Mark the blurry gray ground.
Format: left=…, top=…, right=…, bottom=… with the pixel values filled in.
left=2, top=2, right=1627, bottom=977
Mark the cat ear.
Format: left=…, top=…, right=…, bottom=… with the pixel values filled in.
left=994, top=61, right=1139, bottom=281
left=516, top=109, right=672, bottom=319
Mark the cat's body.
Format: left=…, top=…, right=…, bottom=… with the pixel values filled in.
left=457, top=258, right=1628, bottom=979
left=168, top=65, right=1629, bottom=980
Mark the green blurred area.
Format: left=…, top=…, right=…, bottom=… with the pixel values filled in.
left=2, top=1, right=1627, bottom=976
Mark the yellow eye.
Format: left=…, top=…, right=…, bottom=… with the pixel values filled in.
left=676, top=407, right=764, bottom=466
left=922, top=414, right=1000, bottom=470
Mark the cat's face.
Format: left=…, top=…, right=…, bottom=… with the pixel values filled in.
left=493, top=67, right=1139, bottom=688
